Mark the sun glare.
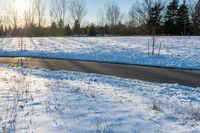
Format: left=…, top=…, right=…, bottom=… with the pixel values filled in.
left=15, top=0, right=29, bottom=15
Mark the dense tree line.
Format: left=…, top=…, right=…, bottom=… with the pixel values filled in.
left=0, top=0, right=200, bottom=37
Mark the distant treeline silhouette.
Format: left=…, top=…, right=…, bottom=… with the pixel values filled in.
left=0, top=0, right=200, bottom=37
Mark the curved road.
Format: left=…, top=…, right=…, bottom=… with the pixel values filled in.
left=0, top=57, right=200, bottom=87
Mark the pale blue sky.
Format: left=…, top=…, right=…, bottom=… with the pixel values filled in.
left=0, top=0, right=197, bottom=25
left=0, top=0, right=133, bottom=24
left=82, top=0, right=196, bottom=23
left=85, top=0, right=132, bottom=23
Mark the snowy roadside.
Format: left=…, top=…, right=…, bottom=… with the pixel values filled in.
left=0, top=36, right=199, bottom=70
left=0, top=65, right=199, bottom=133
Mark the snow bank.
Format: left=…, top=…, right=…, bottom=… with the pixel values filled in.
left=0, top=36, right=199, bottom=70
left=0, top=65, right=199, bottom=132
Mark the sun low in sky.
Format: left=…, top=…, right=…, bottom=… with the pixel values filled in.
left=14, top=0, right=30, bottom=15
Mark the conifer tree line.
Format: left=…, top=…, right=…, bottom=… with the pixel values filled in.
left=0, top=0, right=200, bottom=37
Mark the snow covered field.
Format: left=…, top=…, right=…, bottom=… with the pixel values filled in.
left=0, top=65, right=199, bottom=133
left=0, top=36, right=199, bottom=70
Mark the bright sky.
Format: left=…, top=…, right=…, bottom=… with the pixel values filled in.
left=0, top=0, right=132, bottom=23
left=0, top=0, right=197, bottom=25
left=85, top=0, right=132, bottom=23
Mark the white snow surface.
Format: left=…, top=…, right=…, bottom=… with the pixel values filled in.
left=0, top=36, right=199, bottom=69
left=0, top=65, right=199, bottom=133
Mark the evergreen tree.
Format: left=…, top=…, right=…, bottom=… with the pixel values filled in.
left=192, top=0, right=200, bottom=35
left=4, top=26, right=8, bottom=36
left=73, top=20, right=81, bottom=35
left=64, top=24, right=72, bottom=36
left=0, top=25, right=4, bottom=36
left=96, top=26, right=105, bottom=36
left=116, top=21, right=127, bottom=36
left=177, top=0, right=190, bottom=35
left=147, top=2, right=164, bottom=35
left=51, top=21, right=58, bottom=36
left=58, top=19, right=65, bottom=36
left=104, top=24, right=110, bottom=35
left=164, top=0, right=179, bottom=35
left=58, top=19, right=64, bottom=29
left=87, top=24, right=96, bottom=36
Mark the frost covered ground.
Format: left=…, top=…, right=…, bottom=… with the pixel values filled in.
left=0, top=36, right=199, bottom=69
left=0, top=65, right=199, bottom=133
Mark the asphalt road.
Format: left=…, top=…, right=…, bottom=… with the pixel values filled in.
left=0, top=57, right=199, bottom=87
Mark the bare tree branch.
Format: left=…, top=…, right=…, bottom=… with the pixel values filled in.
left=69, top=0, right=87, bottom=24
left=5, top=0, right=18, bottom=29
left=50, top=0, right=68, bottom=25
left=98, top=1, right=121, bottom=27
left=97, top=9, right=105, bottom=26
left=129, top=0, right=166, bottom=25
left=35, top=0, right=46, bottom=27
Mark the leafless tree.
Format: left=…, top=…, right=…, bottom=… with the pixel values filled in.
left=129, top=0, right=153, bottom=25
left=35, top=0, right=46, bottom=27
left=50, top=0, right=68, bottom=26
left=24, top=0, right=36, bottom=28
left=190, top=0, right=200, bottom=34
left=69, top=0, right=87, bottom=25
left=97, top=1, right=121, bottom=28
left=5, top=0, right=18, bottom=29
left=129, top=0, right=166, bottom=26
left=96, top=9, right=105, bottom=26
left=128, top=5, right=137, bottom=27
left=188, top=0, right=197, bottom=15
left=104, top=1, right=121, bottom=27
